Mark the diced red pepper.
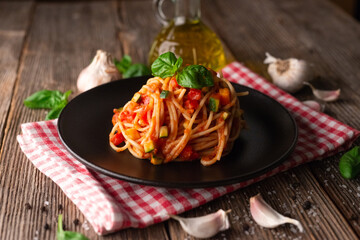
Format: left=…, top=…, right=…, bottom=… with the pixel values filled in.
left=187, top=89, right=202, bottom=101
left=140, top=95, right=150, bottom=105
left=138, top=109, right=148, bottom=125
left=170, top=77, right=180, bottom=88
left=184, top=99, right=199, bottom=110
left=179, top=145, right=199, bottom=161
left=120, top=110, right=136, bottom=123
left=111, top=132, right=125, bottom=146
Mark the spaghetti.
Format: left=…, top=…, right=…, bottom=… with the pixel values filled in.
left=109, top=72, right=247, bottom=166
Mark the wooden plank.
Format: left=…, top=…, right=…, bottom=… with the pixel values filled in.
left=0, top=2, right=33, bottom=149
left=200, top=0, right=360, bottom=238
left=0, top=1, right=168, bottom=239
left=267, top=0, right=360, bottom=235
left=168, top=167, right=358, bottom=239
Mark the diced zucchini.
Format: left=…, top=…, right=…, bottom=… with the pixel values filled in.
left=208, top=97, right=220, bottom=112
left=125, top=128, right=140, bottom=140
left=222, top=111, right=230, bottom=120
left=144, top=140, right=155, bottom=153
left=131, top=93, right=141, bottom=103
left=160, top=90, right=170, bottom=99
left=151, top=154, right=164, bottom=165
left=159, top=126, right=169, bottom=138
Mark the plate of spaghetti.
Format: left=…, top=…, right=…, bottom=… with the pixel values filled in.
left=109, top=75, right=247, bottom=166
left=58, top=53, right=297, bottom=188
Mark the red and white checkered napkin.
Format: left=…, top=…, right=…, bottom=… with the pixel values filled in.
left=17, top=62, right=360, bottom=235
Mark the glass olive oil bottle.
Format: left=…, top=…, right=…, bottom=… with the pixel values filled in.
left=149, top=0, right=227, bottom=71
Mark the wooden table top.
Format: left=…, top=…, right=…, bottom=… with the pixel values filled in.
left=1, top=0, right=360, bottom=239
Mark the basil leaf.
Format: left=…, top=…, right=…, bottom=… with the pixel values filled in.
left=45, top=101, right=67, bottom=120
left=114, top=55, right=132, bottom=73
left=24, top=90, right=71, bottom=120
left=123, top=64, right=151, bottom=78
left=177, top=65, right=214, bottom=89
left=24, top=90, right=65, bottom=109
left=151, top=52, right=183, bottom=78
left=57, top=214, right=89, bottom=240
left=339, top=146, right=360, bottom=179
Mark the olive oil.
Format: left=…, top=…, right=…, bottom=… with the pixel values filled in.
left=149, top=19, right=227, bottom=71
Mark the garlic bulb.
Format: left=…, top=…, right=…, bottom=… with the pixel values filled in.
left=77, top=50, right=121, bottom=93
left=250, top=194, right=304, bottom=232
left=264, top=52, right=312, bottom=93
left=169, top=209, right=231, bottom=239
left=304, top=82, right=340, bottom=102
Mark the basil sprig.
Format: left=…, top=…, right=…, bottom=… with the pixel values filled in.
left=151, top=52, right=214, bottom=89
left=57, top=214, right=89, bottom=240
left=114, top=55, right=151, bottom=78
left=24, top=90, right=71, bottom=120
left=177, top=65, right=214, bottom=89
left=339, top=146, right=360, bottom=179
left=151, top=52, right=183, bottom=79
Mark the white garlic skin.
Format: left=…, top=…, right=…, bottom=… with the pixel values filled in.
left=250, top=194, right=304, bottom=232
left=169, top=209, right=230, bottom=239
left=264, top=53, right=312, bottom=93
left=77, top=50, right=121, bottom=93
left=303, top=82, right=340, bottom=102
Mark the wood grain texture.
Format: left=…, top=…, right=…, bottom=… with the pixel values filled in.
left=0, top=2, right=33, bottom=150
left=0, top=1, right=168, bottom=239
left=201, top=1, right=360, bottom=238
left=168, top=167, right=359, bottom=239
left=1, top=0, right=360, bottom=239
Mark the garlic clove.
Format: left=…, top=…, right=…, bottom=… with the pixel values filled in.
left=169, top=209, right=231, bottom=239
left=250, top=194, right=304, bottom=233
left=77, top=50, right=121, bottom=93
left=302, top=100, right=324, bottom=112
left=264, top=53, right=312, bottom=93
left=304, top=82, right=340, bottom=102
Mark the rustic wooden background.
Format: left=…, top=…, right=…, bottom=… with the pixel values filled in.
left=1, top=0, right=360, bottom=239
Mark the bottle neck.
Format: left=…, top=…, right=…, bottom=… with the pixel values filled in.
left=174, top=0, right=201, bottom=25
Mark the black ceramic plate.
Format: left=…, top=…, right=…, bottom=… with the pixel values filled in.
left=58, top=76, right=297, bottom=188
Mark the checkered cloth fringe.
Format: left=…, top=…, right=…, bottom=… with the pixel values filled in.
left=17, top=62, right=360, bottom=235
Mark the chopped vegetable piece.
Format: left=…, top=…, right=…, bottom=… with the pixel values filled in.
left=180, top=145, right=199, bottom=161
left=160, top=90, right=170, bottom=99
left=111, top=132, right=125, bottom=146
left=159, top=126, right=169, bottom=138
left=187, top=89, right=202, bottom=101
left=219, top=88, right=231, bottom=105
left=125, top=128, right=140, bottom=140
left=222, top=111, right=230, bottom=120
left=209, top=97, right=220, bottom=112
left=184, top=99, right=199, bottom=110
left=170, top=77, right=180, bottom=88
left=151, top=154, right=164, bottom=165
left=132, top=92, right=141, bottom=103
left=144, top=141, right=155, bottom=153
